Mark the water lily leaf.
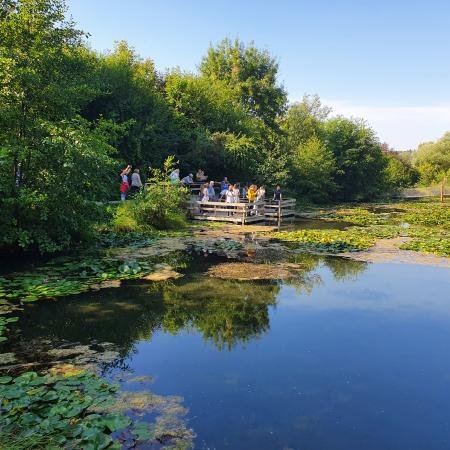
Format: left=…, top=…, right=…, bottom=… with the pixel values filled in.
left=102, top=413, right=132, bottom=432
left=0, top=376, right=12, bottom=384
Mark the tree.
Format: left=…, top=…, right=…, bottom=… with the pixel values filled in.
left=0, top=0, right=116, bottom=252
left=82, top=41, right=180, bottom=170
left=282, top=95, right=331, bottom=150
left=291, top=136, right=338, bottom=202
left=383, top=153, right=418, bottom=194
left=199, top=38, right=287, bottom=127
left=413, top=132, right=450, bottom=185
left=324, top=117, right=386, bottom=201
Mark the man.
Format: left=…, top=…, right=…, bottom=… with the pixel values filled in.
left=181, top=173, right=194, bottom=185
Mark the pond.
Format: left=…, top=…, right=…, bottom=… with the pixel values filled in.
left=2, top=254, right=450, bottom=450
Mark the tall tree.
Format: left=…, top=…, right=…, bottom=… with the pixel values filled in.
left=324, top=117, right=386, bottom=201
left=199, top=38, right=287, bottom=128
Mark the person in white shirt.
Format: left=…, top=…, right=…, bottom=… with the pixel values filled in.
left=232, top=185, right=240, bottom=203
left=170, top=169, right=180, bottom=183
left=131, top=169, right=142, bottom=194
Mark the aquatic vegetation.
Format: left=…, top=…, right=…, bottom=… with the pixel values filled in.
left=400, top=237, right=450, bottom=257
left=95, top=231, right=159, bottom=249
left=0, top=369, right=193, bottom=449
left=0, top=315, right=18, bottom=342
left=271, top=229, right=373, bottom=253
left=324, top=207, right=390, bottom=226
left=402, top=204, right=450, bottom=229
left=187, top=239, right=243, bottom=256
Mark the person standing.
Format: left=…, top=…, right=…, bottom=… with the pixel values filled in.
left=130, top=168, right=142, bottom=194
left=170, top=168, right=180, bottom=183
left=220, top=177, right=229, bottom=192
left=120, top=165, right=131, bottom=201
left=207, top=181, right=216, bottom=200
left=225, top=183, right=234, bottom=215
left=201, top=183, right=210, bottom=202
left=273, top=185, right=282, bottom=203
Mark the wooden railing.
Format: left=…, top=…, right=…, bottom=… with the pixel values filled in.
left=187, top=197, right=296, bottom=226
left=187, top=199, right=265, bottom=225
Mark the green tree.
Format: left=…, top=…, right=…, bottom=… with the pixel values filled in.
left=413, top=132, right=450, bottom=185
left=324, top=117, right=386, bottom=201
left=291, top=136, right=338, bottom=202
left=199, top=38, right=287, bottom=127
left=83, top=41, right=181, bottom=170
left=0, top=0, right=116, bottom=252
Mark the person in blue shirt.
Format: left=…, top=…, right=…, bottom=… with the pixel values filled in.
left=220, top=177, right=229, bottom=192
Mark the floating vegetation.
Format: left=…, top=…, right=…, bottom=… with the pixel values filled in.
left=187, top=238, right=243, bottom=256
left=271, top=229, right=373, bottom=253
left=400, top=237, right=450, bottom=257
left=0, top=369, right=193, bottom=450
left=207, top=262, right=304, bottom=280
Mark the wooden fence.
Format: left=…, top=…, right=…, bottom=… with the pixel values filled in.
left=187, top=198, right=296, bottom=227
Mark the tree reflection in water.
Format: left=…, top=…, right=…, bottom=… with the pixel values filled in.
left=13, top=254, right=368, bottom=360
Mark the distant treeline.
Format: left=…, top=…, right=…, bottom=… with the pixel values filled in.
left=0, top=0, right=448, bottom=253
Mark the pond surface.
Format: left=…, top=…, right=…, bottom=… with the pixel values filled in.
left=3, top=255, right=450, bottom=450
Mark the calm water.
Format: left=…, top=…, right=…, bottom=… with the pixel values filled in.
left=4, top=255, right=450, bottom=450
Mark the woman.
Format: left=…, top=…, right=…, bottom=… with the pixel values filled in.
left=256, top=185, right=266, bottom=202
left=225, top=184, right=235, bottom=215
left=232, top=184, right=240, bottom=203
left=196, top=169, right=208, bottom=182
left=130, top=168, right=142, bottom=194
left=201, top=183, right=210, bottom=202
left=120, top=165, right=131, bottom=201
left=273, top=185, right=282, bottom=203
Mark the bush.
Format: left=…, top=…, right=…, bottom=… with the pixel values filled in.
left=132, top=184, right=189, bottom=230
left=111, top=202, right=139, bottom=232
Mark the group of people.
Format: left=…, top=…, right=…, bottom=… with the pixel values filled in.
left=169, top=168, right=209, bottom=185
left=119, top=165, right=143, bottom=201
left=200, top=177, right=282, bottom=205
left=120, top=164, right=283, bottom=206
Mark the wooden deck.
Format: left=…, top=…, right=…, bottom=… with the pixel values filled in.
left=187, top=198, right=296, bottom=226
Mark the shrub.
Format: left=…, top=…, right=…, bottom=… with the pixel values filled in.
left=111, top=202, right=139, bottom=232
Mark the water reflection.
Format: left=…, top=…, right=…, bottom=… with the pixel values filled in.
left=8, top=254, right=368, bottom=360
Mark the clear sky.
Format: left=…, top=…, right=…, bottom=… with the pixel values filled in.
left=67, top=0, right=450, bottom=150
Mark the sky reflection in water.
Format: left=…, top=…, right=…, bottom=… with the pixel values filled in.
left=13, top=256, right=450, bottom=450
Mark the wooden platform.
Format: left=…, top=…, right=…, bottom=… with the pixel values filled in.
left=187, top=198, right=296, bottom=226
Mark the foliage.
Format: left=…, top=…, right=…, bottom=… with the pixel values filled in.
left=0, top=0, right=117, bottom=253
left=383, top=153, right=418, bottom=193
left=130, top=157, right=190, bottom=230
left=271, top=229, right=373, bottom=253
left=0, top=370, right=159, bottom=449
left=111, top=202, right=139, bottom=233
left=400, top=237, right=450, bottom=257
left=290, top=136, right=338, bottom=202
left=297, top=200, right=450, bottom=257
left=324, top=117, right=387, bottom=201
left=412, top=132, right=450, bottom=185
left=0, top=315, right=19, bottom=343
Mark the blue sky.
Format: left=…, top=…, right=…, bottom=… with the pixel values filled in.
left=67, top=0, right=450, bottom=150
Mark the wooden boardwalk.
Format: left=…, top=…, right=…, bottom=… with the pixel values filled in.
left=187, top=198, right=296, bottom=226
